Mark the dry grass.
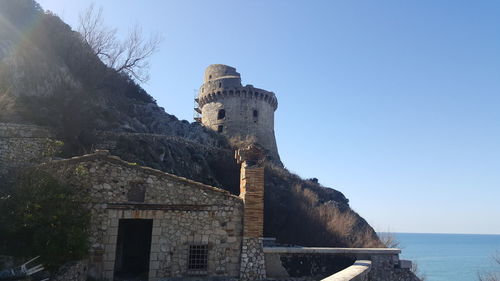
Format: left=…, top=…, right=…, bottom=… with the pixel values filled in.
left=262, top=160, right=383, bottom=247
left=286, top=182, right=382, bottom=247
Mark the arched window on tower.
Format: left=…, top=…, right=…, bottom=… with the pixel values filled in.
left=253, top=109, right=258, bottom=123
left=217, top=109, right=226, bottom=119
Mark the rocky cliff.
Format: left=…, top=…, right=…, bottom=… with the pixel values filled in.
left=0, top=0, right=381, bottom=248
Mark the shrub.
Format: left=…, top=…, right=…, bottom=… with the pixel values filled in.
left=0, top=170, right=90, bottom=270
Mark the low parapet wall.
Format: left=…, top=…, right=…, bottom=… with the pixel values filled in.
left=264, top=247, right=419, bottom=281
left=322, top=260, right=371, bottom=281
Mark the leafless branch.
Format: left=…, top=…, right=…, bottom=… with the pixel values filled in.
left=379, top=232, right=400, bottom=248
left=77, top=4, right=160, bottom=83
left=478, top=251, right=500, bottom=281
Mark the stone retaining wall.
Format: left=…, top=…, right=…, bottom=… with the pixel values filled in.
left=263, top=247, right=420, bottom=281
left=93, top=130, right=228, bottom=152
left=0, top=122, right=59, bottom=178
left=240, top=238, right=266, bottom=281
left=52, top=260, right=88, bottom=281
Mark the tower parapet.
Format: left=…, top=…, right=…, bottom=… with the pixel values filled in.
left=196, top=64, right=280, bottom=162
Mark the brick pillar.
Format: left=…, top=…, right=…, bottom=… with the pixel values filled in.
left=240, top=162, right=264, bottom=237
left=236, top=145, right=266, bottom=281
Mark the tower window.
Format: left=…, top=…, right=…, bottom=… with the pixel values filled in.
left=209, top=75, right=212, bottom=79
left=217, top=109, right=225, bottom=119
left=253, top=110, right=258, bottom=118
left=217, top=125, right=223, bottom=133
left=219, top=82, right=222, bottom=88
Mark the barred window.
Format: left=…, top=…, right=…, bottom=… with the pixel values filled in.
left=188, top=245, right=208, bottom=271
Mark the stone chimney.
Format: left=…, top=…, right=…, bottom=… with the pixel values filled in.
left=236, top=144, right=266, bottom=280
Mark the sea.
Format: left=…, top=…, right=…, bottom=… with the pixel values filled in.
left=395, top=233, right=500, bottom=281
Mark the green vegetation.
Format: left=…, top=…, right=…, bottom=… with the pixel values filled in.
left=0, top=170, right=90, bottom=270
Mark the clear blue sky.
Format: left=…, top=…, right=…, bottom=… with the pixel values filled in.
left=38, top=0, right=500, bottom=235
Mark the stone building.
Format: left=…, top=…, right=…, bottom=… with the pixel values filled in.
left=195, top=65, right=280, bottom=162
left=38, top=146, right=267, bottom=281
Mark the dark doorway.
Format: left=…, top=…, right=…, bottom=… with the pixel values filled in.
left=114, top=219, right=153, bottom=281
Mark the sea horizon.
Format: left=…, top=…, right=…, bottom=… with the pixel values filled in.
left=393, top=232, right=500, bottom=281
left=383, top=231, right=500, bottom=236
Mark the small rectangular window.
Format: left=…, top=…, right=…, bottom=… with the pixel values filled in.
left=217, top=125, right=223, bottom=133
left=217, top=109, right=225, bottom=119
left=188, top=245, right=208, bottom=271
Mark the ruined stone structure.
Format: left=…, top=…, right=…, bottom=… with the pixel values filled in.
left=196, top=65, right=280, bottom=162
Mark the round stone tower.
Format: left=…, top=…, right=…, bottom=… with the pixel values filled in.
left=195, top=64, right=280, bottom=162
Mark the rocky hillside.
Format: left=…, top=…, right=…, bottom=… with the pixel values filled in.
left=0, top=0, right=381, bottom=247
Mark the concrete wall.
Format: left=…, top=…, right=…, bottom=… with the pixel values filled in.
left=197, top=65, right=280, bottom=162
left=40, top=152, right=244, bottom=281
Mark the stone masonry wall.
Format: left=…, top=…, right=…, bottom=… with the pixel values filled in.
left=368, top=255, right=420, bottom=281
left=52, top=260, right=88, bottom=281
left=264, top=253, right=355, bottom=280
left=0, top=122, right=59, bottom=178
left=40, top=152, right=244, bottom=281
left=240, top=238, right=266, bottom=281
left=198, top=65, right=280, bottom=162
left=263, top=248, right=420, bottom=281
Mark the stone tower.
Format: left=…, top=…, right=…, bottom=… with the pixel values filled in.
left=195, top=64, right=280, bottom=161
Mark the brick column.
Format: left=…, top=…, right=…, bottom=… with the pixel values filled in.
left=240, top=162, right=264, bottom=237
left=236, top=145, right=266, bottom=281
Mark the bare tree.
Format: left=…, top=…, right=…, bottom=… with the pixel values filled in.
left=411, top=261, right=427, bottom=281
left=478, top=251, right=500, bottom=281
left=77, top=4, right=160, bottom=83
left=379, top=231, right=400, bottom=248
